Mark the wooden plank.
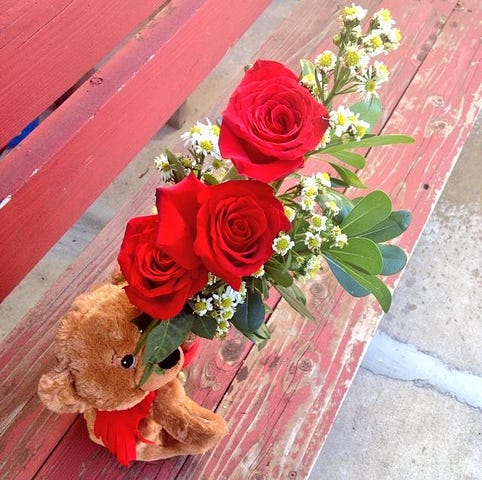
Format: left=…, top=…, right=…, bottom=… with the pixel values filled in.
left=30, top=0, right=467, bottom=478
left=174, top=1, right=481, bottom=478
left=0, top=0, right=168, bottom=148
left=0, top=0, right=272, bottom=302
left=0, top=1, right=372, bottom=477
left=1, top=0, right=479, bottom=478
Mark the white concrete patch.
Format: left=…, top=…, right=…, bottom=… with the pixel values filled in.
left=362, top=330, right=482, bottom=410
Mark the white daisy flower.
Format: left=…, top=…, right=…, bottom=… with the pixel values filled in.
left=304, top=232, right=322, bottom=251
left=332, top=226, right=348, bottom=248
left=181, top=119, right=221, bottom=158
left=330, top=106, right=355, bottom=137
left=309, top=214, right=328, bottom=232
left=334, top=232, right=348, bottom=248
left=215, top=319, right=231, bottom=337
left=363, top=30, right=385, bottom=57
left=193, top=295, right=214, bottom=316
left=373, top=61, right=390, bottom=83
left=340, top=4, right=368, bottom=23
left=315, top=172, right=332, bottom=188
left=273, top=233, right=295, bottom=256
left=301, top=195, right=316, bottom=212
left=305, top=256, right=323, bottom=279
left=314, top=50, right=337, bottom=72
left=153, top=153, right=174, bottom=182
left=372, top=8, right=395, bottom=30
left=252, top=265, right=265, bottom=278
left=343, top=45, right=369, bottom=72
left=324, top=200, right=341, bottom=215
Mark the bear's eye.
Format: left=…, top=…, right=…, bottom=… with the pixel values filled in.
left=121, top=354, right=136, bottom=369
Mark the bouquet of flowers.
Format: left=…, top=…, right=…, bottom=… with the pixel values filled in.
left=117, top=4, right=413, bottom=384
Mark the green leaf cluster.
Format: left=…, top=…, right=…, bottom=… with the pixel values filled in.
left=322, top=190, right=411, bottom=312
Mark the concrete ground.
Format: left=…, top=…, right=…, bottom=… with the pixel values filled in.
left=1, top=1, right=480, bottom=478
left=309, top=115, right=482, bottom=480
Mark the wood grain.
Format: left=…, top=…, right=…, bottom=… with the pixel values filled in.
left=0, top=0, right=480, bottom=478
left=0, top=0, right=272, bottom=301
left=0, top=0, right=169, bottom=148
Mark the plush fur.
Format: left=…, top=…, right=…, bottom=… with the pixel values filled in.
left=38, top=282, right=227, bottom=464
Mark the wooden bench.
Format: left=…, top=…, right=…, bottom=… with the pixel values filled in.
left=0, top=0, right=480, bottom=478
left=0, top=0, right=272, bottom=301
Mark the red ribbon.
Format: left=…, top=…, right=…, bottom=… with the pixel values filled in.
left=93, top=391, right=155, bottom=466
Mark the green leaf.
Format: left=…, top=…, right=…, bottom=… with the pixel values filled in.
left=201, top=173, right=219, bottom=185
left=144, top=314, right=193, bottom=364
left=341, top=190, right=392, bottom=237
left=133, top=317, right=158, bottom=356
left=274, top=284, right=316, bottom=321
left=265, top=258, right=293, bottom=287
left=325, top=237, right=383, bottom=275
left=191, top=316, right=218, bottom=339
left=324, top=255, right=392, bottom=312
left=230, top=290, right=266, bottom=333
left=329, top=150, right=366, bottom=169
left=360, top=210, right=412, bottom=242
left=324, top=255, right=370, bottom=297
left=320, top=134, right=415, bottom=154
left=165, top=150, right=187, bottom=182
left=300, top=58, right=316, bottom=77
left=330, top=163, right=367, bottom=188
left=350, top=97, right=382, bottom=132
left=379, top=244, right=408, bottom=275
left=222, top=166, right=245, bottom=181
left=252, top=277, right=270, bottom=299
left=137, top=363, right=155, bottom=388
left=242, top=324, right=271, bottom=350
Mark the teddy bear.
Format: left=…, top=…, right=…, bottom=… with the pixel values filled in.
left=38, top=280, right=227, bottom=466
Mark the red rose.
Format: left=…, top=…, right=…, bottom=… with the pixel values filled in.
left=118, top=215, right=208, bottom=319
left=194, top=180, right=291, bottom=290
left=155, top=173, right=207, bottom=270
left=219, top=59, right=329, bottom=183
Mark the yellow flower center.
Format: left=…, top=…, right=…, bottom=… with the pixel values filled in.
left=343, top=6, right=357, bottom=17
left=370, top=35, right=383, bottom=49
left=365, top=79, right=377, bottom=92
left=380, top=9, right=392, bottom=22
left=200, top=139, right=213, bottom=152
left=345, top=50, right=361, bottom=67
left=318, top=53, right=333, bottom=67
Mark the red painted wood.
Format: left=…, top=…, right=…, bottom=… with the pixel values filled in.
left=0, top=0, right=168, bottom=148
left=175, top=2, right=481, bottom=478
left=0, top=0, right=272, bottom=302
left=0, top=0, right=480, bottom=478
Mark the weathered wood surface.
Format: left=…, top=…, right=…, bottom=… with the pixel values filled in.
left=0, top=0, right=272, bottom=302
left=0, top=0, right=169, bottom=148
left=0, top=0, right=480, bottom=479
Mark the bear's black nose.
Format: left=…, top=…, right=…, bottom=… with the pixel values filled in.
left=132, top=313, right=153, bottom=333
left=158, top=349, right=181, bottom=370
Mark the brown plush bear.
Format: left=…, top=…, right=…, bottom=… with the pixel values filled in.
left=38, top=281, right=227, bottom=466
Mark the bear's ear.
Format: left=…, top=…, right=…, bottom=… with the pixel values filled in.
left=38, top=365, right=86, bottom=414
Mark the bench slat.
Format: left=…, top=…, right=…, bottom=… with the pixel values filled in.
left=0, top=0, right=479, bottom=478
left=0, top=0, right=168, bottom=148
left=0, top=0, right=271, bottom=302
left=176, top=1, right=481, bottom=477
